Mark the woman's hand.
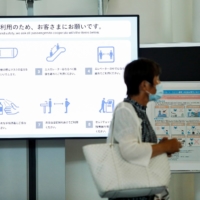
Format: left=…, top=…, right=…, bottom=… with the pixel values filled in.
left=162, top=138, right=182, bottom=154
left=152, top=137, right=182, bottom=158
left=159, top=137, right=171, bottom=157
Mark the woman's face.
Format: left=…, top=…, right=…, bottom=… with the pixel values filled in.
left=145, top=76, right=160, bottom=95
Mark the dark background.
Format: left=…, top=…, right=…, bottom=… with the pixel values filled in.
left=139, top=47, right=200, bottom=81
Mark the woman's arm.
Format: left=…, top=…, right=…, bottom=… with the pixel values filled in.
left=110, top=103, right=182, bottom=166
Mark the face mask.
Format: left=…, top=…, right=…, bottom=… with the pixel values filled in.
left=148, top=83, right=163, bottom=101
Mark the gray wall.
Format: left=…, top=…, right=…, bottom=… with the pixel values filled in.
left=0, top=140, right=28, bottom=200
left=105, top=0, right=193, bottom=43
left=0, top=0, right=200, bottom=200
left=36, top=140, right=66, bottom=200
left=34, top=0, right=98, bottom=15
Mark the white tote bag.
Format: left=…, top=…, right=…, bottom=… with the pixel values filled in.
left=83, top=111, right=171, bottom=198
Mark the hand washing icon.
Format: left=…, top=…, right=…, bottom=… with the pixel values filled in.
left=46, top=43, right=66, bottom=62
left=0, top=99, right=19, bottom=115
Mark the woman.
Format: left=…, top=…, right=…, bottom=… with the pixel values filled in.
left=107, top=58, right=182, bottom=200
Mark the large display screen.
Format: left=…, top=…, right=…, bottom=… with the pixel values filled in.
left=0, top=16, right=139, bottom=138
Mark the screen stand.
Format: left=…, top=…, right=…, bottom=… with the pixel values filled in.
left=28, top=139, right=36, bottom=200
left=26, top=0, right=34, bottom=16
left=98, top=0, right=103, bottom=15
left=26, top=2, right=34, bottom=200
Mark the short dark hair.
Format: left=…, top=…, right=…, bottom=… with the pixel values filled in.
left=124, top=58, right=161, bottom=96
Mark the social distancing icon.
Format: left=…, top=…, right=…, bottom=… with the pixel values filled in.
left=97, top=46, right=115, bottom=63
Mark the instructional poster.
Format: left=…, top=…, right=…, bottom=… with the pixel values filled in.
left=0, top=16, right=138, bottom=138
left=147, top=82, right=200, bottom=170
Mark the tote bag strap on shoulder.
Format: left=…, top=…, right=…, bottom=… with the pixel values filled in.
left=110, top=102, right=142, bottom=145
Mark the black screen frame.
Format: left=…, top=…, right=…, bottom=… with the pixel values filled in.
left=0, top=15, right=139, bottom=140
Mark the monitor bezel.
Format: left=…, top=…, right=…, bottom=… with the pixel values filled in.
left=0, top=15, right=140, bottom=140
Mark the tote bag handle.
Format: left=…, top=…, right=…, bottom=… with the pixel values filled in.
left=109, top=103, right=142, bottom=145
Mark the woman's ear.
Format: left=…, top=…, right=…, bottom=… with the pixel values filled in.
left=140, top=80, right=149, bottom=92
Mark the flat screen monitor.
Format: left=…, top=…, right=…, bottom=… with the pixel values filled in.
left=0, top=15, right=139, bottom=138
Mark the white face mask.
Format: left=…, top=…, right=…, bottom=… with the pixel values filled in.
left=146, top=83, right=164, bottom=101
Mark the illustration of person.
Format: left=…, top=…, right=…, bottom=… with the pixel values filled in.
left=158, top=110, right=162, bottom=117
left=0, top=101, right=3, bottom=115
left=99, top=50, right=103, bottom=60
left=99, top=98, right=106, bottom=113
left=165, top=130, right=169, bottom=135
left=50, top=50, right=53, bottom=57
left=57, top=43, right=60, bottom=51
left=162, top=110, right=167, bottom=117
left=48, top=98, right=52, bottom=113
left=44, top=101, right=47, bottom=114
left=109, top=50, right=113, bottom=60
left=188, top=109, right=192, bottom=117
left=65, top=98, right=70, bottom=113
left=192, top=126, right=196, bottom=134
left=181, top=130, right=184, bottom=135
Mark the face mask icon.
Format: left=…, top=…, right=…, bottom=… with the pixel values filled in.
left=0, top=48, right=18, bottom=59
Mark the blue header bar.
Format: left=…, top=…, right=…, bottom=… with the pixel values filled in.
left=164, top=90, right=200, bottom=94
